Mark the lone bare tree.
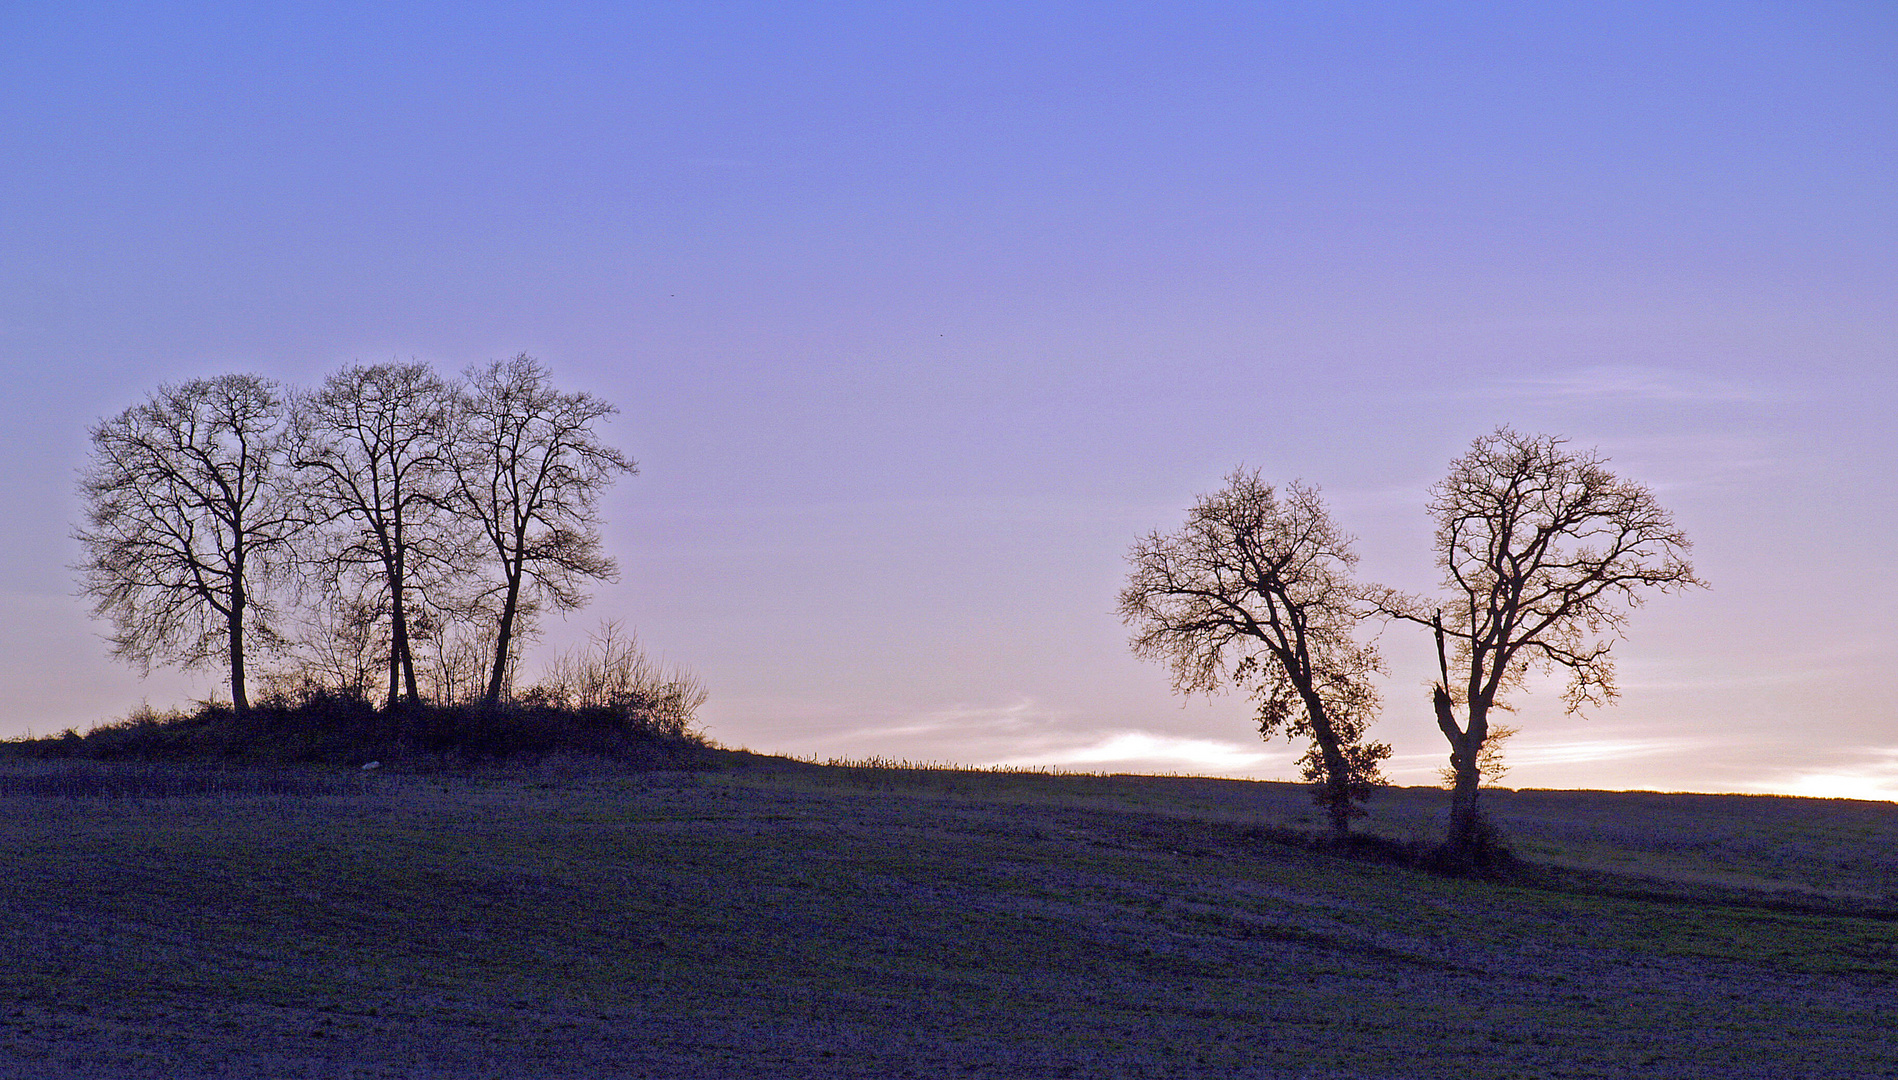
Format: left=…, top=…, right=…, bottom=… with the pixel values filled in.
left=291, top=363, right=467, bottom=708
left=1380, top=429, right=1704, bottom=862
left=75, top=375, right=303, bottom=716
left=1122, top=472, right=1389, bottom=837
left=449, top=355, right=637, bottom=705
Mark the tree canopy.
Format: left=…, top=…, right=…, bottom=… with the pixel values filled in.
left=1376, top=428, right=1705, bottom=861
left=75, top=375, right=303, bottom=715
left=450, top=355, right=637, bottom=704
left=1122, top=472, right=1389, bottom=836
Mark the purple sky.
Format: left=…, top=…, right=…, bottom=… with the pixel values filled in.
left=3, top=2, right=1894, bottom=797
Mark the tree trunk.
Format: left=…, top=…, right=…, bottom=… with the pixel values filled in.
left=386, top=645, right=401, bottom=710
left=1320, top=741, right=1354, bottom=840
left=1445, top=747, right=1483, bottom=855
left=1437, top=686, right=1488, bottom=860
left=1298, top=687, right=1355, bottom=840
left=389, top=590, right=419, bottom=706
left=385, top=541, right=420, bottom=707
left=483, top=569, right=524, bottom=705
left=387, top=580, right=409, bottom=709
left=400, top=623, right=420, bottom=704
left=228, top=592, right=249, bottom=719
left=387, top=512, right=420, bottom=707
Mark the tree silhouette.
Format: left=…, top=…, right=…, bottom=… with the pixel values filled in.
left=449, top=355, right=637, bottom=705
left=75, top=375, right=303, bottom=716
left=1123, top=472, right=1388, bottom=837
left=1376, top=429, right=1705, bottom=863
left=290, top=363, right=468, bottom=708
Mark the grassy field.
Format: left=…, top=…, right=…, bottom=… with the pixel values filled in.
left=2, top=756, right=1895, bottom=1079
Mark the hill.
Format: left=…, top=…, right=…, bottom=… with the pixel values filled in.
left=2, top=757, right=1894, bottom=1078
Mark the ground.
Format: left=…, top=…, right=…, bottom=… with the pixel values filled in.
left=2, top=758, right=1894, bottom=1078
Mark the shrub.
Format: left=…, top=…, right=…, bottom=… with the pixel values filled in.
left=525, top=621, right=708, bottom=739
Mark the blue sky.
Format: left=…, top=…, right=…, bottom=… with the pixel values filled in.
left=3, top=1, right=1894, bottom=796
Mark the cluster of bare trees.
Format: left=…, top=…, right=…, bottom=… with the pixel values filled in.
left=75, top=356, right=638, bottom=717
left=1123, top=429, right=1703, bottom=861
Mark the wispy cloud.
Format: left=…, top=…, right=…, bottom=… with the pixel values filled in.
left=848, top=698, right=1074, bottom=742
left=1462, top=365, right=1776, bottom=406
left=1380, top=734, right=1718, bottom=787
left=1501, top=736, right=1716, bottom=767
left=1620, top=664, right=1837, bottom=695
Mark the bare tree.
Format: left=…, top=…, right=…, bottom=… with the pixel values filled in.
left=532, top=620, right=707, bottom=738
left=270, top=587, right=386, bottom=703
left=1379, top=429, right=1704, bottom=862
left=1121, top=472, right=1389, bottom=837
left=75, top=375, right=302, bottom=716
left=291, top=363, right=468, bottom=708
left=420, top=618, right=499, bottom=707
left=449, top=355, right=636, bottom=705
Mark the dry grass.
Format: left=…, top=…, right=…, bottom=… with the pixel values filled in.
left=2, top=759, right=1894, bottom=1078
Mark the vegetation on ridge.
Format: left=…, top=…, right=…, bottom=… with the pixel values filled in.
left=2, top=622, right=711, bottom=769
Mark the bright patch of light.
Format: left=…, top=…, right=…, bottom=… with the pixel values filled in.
left=991, top=730, right=1278, bottom=773
left=1779, top=774, right=1898, bottom=803
left=1743, top=749, right=1898, bottom=804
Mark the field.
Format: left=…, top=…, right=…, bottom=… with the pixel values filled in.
left=3, top=757, right=1895, bottom=1079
